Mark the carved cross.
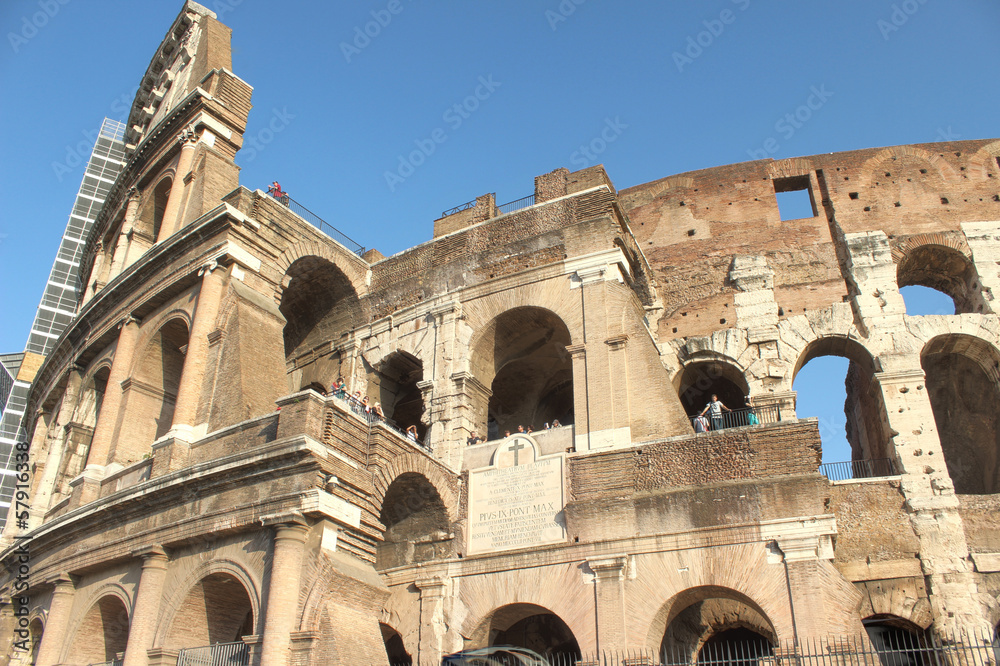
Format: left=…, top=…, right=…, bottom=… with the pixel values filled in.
left=507, top=439, right=527, bottom=466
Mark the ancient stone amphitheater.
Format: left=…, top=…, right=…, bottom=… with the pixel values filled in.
left=2, top=3, right=999, bottom=665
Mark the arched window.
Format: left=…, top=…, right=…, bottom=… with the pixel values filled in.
left=677, top=359, right=748, bottom=418
left=377, top=472, right=451, bottom=570
left=471, top=307, right=573, bottom=439
left=115, top=319, right=189, bottom=462
left=163, top=573, right=255, bottom=650
left=380, top=623, right=412, bottom=665
left=64, top=595, right=129, bottom=665
left=792, top=337, right=889, bottom=472
left=473, top=603, right=580, bottom=659
left=373, top=351, right=426, bottom=439
left=897, top=244, right=980, bottom=314
left=921, top=335, right=1000, bottom=494
left=279, top=256, right=362, bottom=390
left=863, top=615, right=929, bottom=666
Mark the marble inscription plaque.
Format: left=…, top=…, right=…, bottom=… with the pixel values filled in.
left=468, top=436, right=565, bottom=554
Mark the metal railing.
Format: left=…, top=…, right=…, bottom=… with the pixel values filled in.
left=442, top=199, right=477, bottom=217
left=428, top=630, right=999, bottom=666
left=265, top=189, right=366, bottom=256
left=176, top=641, right=249, bottom=666
left=689, top=403, right=780, bottom=433
left=819, top=457, right=897, bottom=481
left=329, top=388, right=428, bottom=449
left=497, top=193, right=535, bottom=215
left=88, top=660, right=122, bottom=666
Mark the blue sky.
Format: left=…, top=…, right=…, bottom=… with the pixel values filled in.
left=1, top=1, right=997, bottom=461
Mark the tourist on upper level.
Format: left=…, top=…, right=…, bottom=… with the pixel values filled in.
left=406, top=425, right=418, bottom=441
left=699, top=394, right=731, bottom=431
left=467, top=431, right=483, bottom=446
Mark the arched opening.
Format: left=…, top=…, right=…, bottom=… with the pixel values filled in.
left=163, top=573, right=255, bottom=650
left=921, top=335, right=1000, bottom=494
left=139, top=176, right=172, bottom=243
left=57, top=366, right=110, bottom=495
left=380, top=623, right=412, bottom=664
left=373, top=351, right=426, bottom=439
left=472, top=307, right=574, bottom=439
left=863, top=615, right=930, bottom=666
left=117, top=318, right=189, bottom=457
left=792, top=337, right=889, bottom=469
left=279, top=257, right=362, bottom=385
left=64, top=595, right=129, bottom=665
left=477, top=603, right=581, bottom=659
left=897, top=244, right=979, bottom=314
left=677, top=360, right=749, bottom=419
left=377, top=473, right=451, bottom=570
left=657, top=587, right=777, bottom=666
left=28, top=618, right=43, bottom=664
left=900, top=285, right=957, bottom=317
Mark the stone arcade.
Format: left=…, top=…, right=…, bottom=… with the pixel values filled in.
left=2, top=3, right=1000, bottom=665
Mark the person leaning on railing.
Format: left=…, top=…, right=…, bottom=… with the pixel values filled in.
left=699, top=394, right=731, bottom=431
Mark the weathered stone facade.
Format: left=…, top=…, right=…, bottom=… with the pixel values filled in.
left=2, top=3, right=999, bottom=664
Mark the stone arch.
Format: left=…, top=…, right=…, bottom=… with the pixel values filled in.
left=676, top=355, right=750, bottom=417
left=370, top=350, right=426, bottom=438
left=858, top=145, right=961, bottom=189
left=156, top=564, right=259, bottom=651
left=893, top=235, right=979, bottom=314
left=469, top=305, right=575, bottom=437
left=273, top=240, right=370, bottom=305
left=921, top=334, right=1000, bottom=494
left=373, top=453, right=459, bottom=524
left=278, top=254, right=365, bottom=375
left=56, top=363, right=113, bottom=496
left=136, top=173, right=173, bottom=243
left=792, top=335, right=890, bottom=461
left=115, top=316, right=190, bottom=459
left=650, top=585, right=777, bottom=663
left=968, top=139, right=1000, bottom=181
left=863, top=614, right=931, bottom=661
left=376, top=471, right=452, bottom=570
left=63, top=591, right=131, bottom=665
left=380, top=622, right=412, bottom=664
left=468, top=602, right=581, bottom=658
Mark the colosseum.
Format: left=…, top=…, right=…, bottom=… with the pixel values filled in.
left=2, top=3, right=999, bottom=665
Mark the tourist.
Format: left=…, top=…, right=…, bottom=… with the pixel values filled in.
left=699, top=394, right=731, bottom=431
left=406, top=425, right=418, bottom=441
left=517, top=425, right=525, bottom=433
left=373, top=402, right=384, bottom=419
left=467, top=431, right=482, bottom=446
left=544, top=422, right=550, bottom=430
left=551, top=419, right=561, bottom=428
left=526, top=426, right=533, bottom=434
left=335, top=378, right=347, bottom=399
left=504, top=430, right=511, bottom=438
left=745, top=395, right=759, bottom=425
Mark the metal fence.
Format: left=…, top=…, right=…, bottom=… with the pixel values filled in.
left=442, top=199, right=478, bottom=217
left=265, top=189, right=366, bottom=256
left=689, top=403, right=780, bottom=433
left=819, top=458, right=897, bottom=481
left=329, top=389, right=428, bottom=449
left=497, top=194, right=536, bottom=215
left=176, top=641, right=249, bottom=666
left=425, top=631, right=1000, bottom=666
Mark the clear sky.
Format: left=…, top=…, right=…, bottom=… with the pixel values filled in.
left=1, top=1, right=997, bottom=461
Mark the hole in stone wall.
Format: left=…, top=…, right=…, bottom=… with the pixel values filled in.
left=940, top=197, right=949, bottom=204
left=773, top=175, right=816, bottom=221
left=849, top=192, right=859, bottom=200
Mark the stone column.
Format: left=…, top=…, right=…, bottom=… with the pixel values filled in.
left=157, top=127, right=198, bottom=243
left=566, top=344, right=588, bottom=451
left=85, top=315, right=140, bottom=481
left=260, top=521, right=309, bottom=666
left=589, top=555, right=627, bottom=653
left=109, top=187, right=141, bottom=280
left=415, top=577, right=447, bottom=664
left=874, top=367, right=991, bottom=638
left=122, top=546, right=169, bottom=666
left=34, top=574, right=75, bottom=666
left=606, top=335, right=630, bottom=444
left=170, top=261, right=227, bottom=438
